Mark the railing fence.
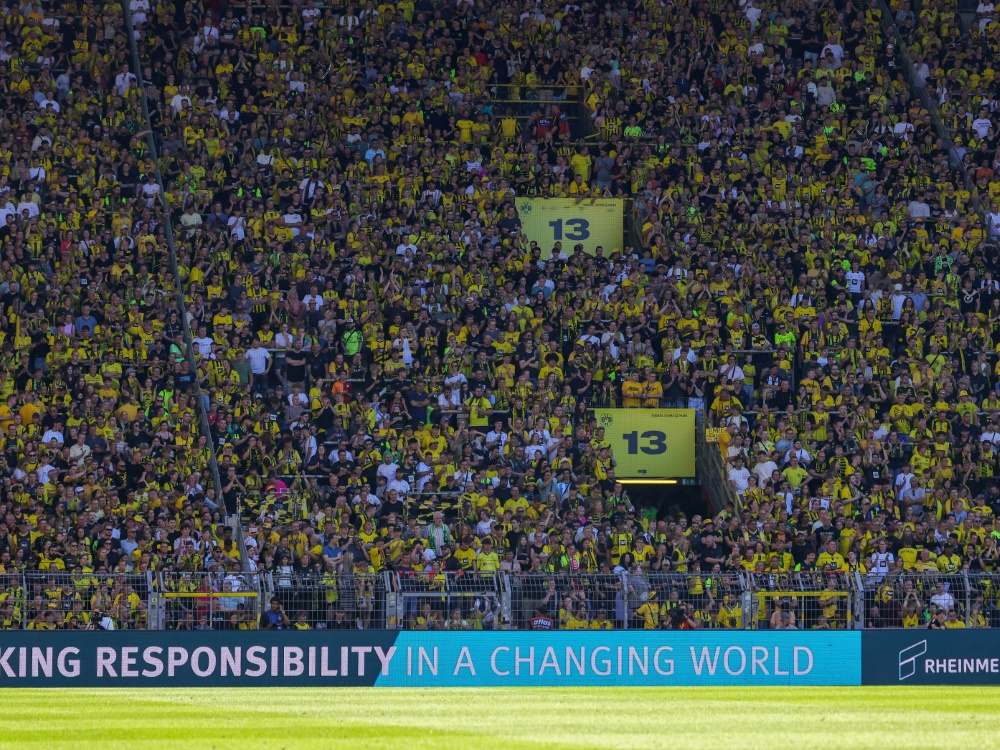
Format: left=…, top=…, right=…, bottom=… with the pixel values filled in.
left=4, top=570, right=995, bottom=630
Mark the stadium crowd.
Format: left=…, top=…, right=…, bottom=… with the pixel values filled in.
left=0, top=0, right=998, bottom=630
left=0, top=0, right=234, bottom=630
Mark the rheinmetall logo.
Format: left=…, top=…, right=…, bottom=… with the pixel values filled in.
left=898, top=640, right=927, bottom=681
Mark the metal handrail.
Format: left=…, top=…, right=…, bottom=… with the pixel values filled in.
left=876, top=0, right=994, bottom=239
left=123, top=4, right=234, bottom=559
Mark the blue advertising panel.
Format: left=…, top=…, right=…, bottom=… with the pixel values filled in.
left=376, top=631, right=860, bottom=687
left=0, top=631, right=861, bottom=688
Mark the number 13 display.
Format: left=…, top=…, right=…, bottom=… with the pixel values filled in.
left=516, top=198, right=624, bottom=258
left=593, top=409, right=696, bottom=478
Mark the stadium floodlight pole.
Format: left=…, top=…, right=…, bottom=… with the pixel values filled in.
left=121, top=2, right=247, bottom=570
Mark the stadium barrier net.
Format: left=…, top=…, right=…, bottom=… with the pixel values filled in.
left=2, top=571, right=995, bottom=630
left=744, top=571, right=858, bottom=631
left=153, top=572, right=260, bottom=631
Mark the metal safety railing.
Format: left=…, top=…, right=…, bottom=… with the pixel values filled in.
left=19, top=571, right=153, bottom=631
left=389, top=571, right=503, bottom=630
left=261, top=570, right=391, bottom=630
left=151, top=572, right=260, bottom=631
left=861, top=570, right=995, bottom=629
left=502, top=571, right=746, bottom=630
left=5, top=569, right=993, bottom=631
left=744, top=570, right=860, bottom=631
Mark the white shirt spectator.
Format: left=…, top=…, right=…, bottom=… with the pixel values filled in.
left=376, top=461, right=400, bottom=484
left=870, top=551, right=894, bottom=580
left=275, top=331, right=295, bottom=350
left=215, top=104, right=240, bottom=123
left=978, top=2, right=995, bottom=29
left=120, top=535, right=139, bottom=558
left=69, top=442, right=91, bottom=466
left=395, top=239, right=417, bottom=256
left=282, top=211, right=303, bottom=235
left=245, top=346, right=271, bottom=375
left=672, top=346, right=697, bottom=364
left=114, top=71, right=137, bottom=96
left=753, top=459, right=777, bottom=485
left=228, top=213, right=246, bottom=241
left=387, top=478, right=411, bottom=496
left=192, top=335, right=214, bottom=358
left=524, top=443, right=547, bottom=461
left=302, top=293, right=324, bottom=310
left=141, top=180, right=161, bottom=202
left=351, top=490, right=382, bottom=508
left=989, top=208, right=1000, bottom=237
left=728, top=464, right=751, bottom=494
left=972, top=117, right=993, bottom=139
left=18, top=200, right=40, bottom=219
left=444, top=371, right=467, bottom=404
left=895, top=469, right=916, bottom=499
left=193, top=24, right=220, bottom=54
left=907, top=199, right=931, bottom=218
left=170, top=91, right=193, bottom=113
left=784, top=447, right=810, bottom=465
left=814, top=81, right=835, bottom=108
left=930, top=590, right=956, bottom=611
left=485, top=428, right=508, bottom=452
left=600, top=329, right=623, bottom=358
left=41, top=429, right=65, bottom=446
left=415, top=461, right=434, bottom=491
left=740, top=0, right=761, bottom=27
left=982, top=428, right=1000, bottom=452
left=36, top=462, right=55, bottom=484
left=301, top=433, right=317, bottom=464
left=720, top=363, right=745, bottom=381
left=302, top=3, right=321, bottom=26
left=298, top=177, right=323, bottom=200
left=846, top=269, right=865, bottom=293
left=892, top=120, right=913, bottom=140
left=821, top=41, right=844, bottom=63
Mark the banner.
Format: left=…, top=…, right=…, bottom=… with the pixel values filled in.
left=15, top=629, right=1000, bottom=687
left=0, top=632, right=396, bottom=687
left=0, top=631, right=857, bottom=687
left=863, top=631, right=1000, bottom=685
left=593, top=408, right=696, bottom=478
left=377, top=631, right=857, bottom=687
left=515, top=197, right=623, bottom=258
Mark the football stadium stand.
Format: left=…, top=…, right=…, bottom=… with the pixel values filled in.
left=1, top=0, right=998, bottom=631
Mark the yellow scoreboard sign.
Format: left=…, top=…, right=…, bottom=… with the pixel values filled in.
left=593, top=409, right=696, bottom=478
left=515, top=197, right=623, bottom=258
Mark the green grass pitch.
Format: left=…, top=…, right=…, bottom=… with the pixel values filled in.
left=1, top=687, right=997, bottom=748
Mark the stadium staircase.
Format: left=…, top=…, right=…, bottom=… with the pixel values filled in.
left=122, top=4, right=251, bottom=567
left=875, top=0, right=995, bottom=238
